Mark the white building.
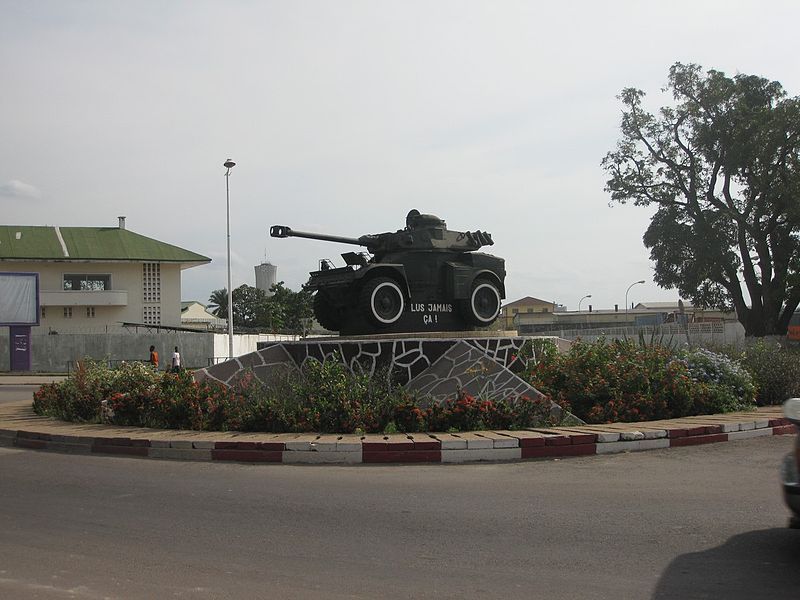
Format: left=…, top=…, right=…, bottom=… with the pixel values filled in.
left=0, top=217, right=210, bottom=333
left=255, top=261, right=277, bottom=297
left=181, top=301, right=227, bottom=331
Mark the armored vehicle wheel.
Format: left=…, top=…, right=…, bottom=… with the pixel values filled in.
left=361, top=277, right=405, bottom=326
left=313, top=292, right=344, bottom=332
left=463, top=278, right=501, bottom=325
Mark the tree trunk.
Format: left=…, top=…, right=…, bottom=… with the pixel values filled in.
left=740, top=301, right=791, bottom=336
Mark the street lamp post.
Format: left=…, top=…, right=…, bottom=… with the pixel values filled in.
left=625, top=280, right=646, bottom=317
left=578, top=294, right=592, bottom=312
left=224, top=159, right=236, bottom=359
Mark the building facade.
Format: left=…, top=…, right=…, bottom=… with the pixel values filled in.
left=254, top=261, right=277, bottom=297
left=0, top=217, right=210, bottom=333
left=513, top=301, right=737, bottom=336
left=499, top=296, right=559, bottom=330
left=181, top=301, right=227, bottom=331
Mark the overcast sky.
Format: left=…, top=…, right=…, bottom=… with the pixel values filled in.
left=1, top=1, right=798, bottom=311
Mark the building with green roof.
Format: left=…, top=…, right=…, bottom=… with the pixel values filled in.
left=0, top=217, right=210, bottom=332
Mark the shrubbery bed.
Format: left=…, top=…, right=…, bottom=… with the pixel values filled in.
left=33, top=337, right=783, bottom=433
left=32, top=359, right=561, bottom=434
left=524, top=339, right=756, bottom=424
left=734, top=341, right=800, bottom=406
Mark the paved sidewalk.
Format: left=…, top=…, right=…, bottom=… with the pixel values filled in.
left=0, top=375, right=67, bottom=385
left=0, top=398, right=794, bottom=465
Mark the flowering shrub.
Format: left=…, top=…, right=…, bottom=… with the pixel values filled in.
left=526, top=339, right=755, bottom=424
left=33, top=341, right=760, bottom=432
left=33, top=360, right=160, bottom=422
left=32, top=358, right=557, bottom=433
left=425, top=392, right=562, bottom=432
left=677, top=347, right=756, bottom=414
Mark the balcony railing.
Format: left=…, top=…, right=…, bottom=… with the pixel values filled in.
left=40, top=290, right=128, bottom=306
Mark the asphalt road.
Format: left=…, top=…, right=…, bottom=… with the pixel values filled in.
left=0, top=385, right=41, bottom=404
left=1, top=386, right=800, bottom=599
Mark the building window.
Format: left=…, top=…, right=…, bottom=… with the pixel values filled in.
left=41, top=306, right=46, bottom=319
left=143, top=305, right=161, bottom=325
left=143, top=262, right=161, bottom=325
left=527, top=308, right=534, bottom=313
left=63, top=307, right=72, bottom=318
left=86, top=307, right=95, bottom=318
left=143, top=263, right=161, bottom=303
left=512, top=308, right=518, bottom=314
left=63, top=274, right=111, bottom=291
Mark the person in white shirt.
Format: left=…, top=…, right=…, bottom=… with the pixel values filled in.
left=171, top=346, right=181, bottom=372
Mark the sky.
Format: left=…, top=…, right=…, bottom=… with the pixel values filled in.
left=1, top=0, right=798, bottom=311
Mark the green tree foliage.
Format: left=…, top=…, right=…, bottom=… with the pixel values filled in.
left=209, top=282, right=314, bottom=333
left=602, top=63, right=800, bottom=336
left=269, top=282, right=314, bottom=334
left=231, top=285, right=277, bottom=329
left=207, top=288, right=228, bottom=318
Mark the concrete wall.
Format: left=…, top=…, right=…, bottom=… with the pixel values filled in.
left=0, top=329, right=215, bottom=372
left=210, top=333, right=309, bottom=363
left=160, top=263, right=182, bottom=327
left=0, top=329, right=315, bottom=372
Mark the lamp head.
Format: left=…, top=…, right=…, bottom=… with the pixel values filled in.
left=224, top=159, right=236, bottom=169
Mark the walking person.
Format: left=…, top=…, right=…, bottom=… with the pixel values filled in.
left=148, top=345, right=159, bottom=369
left=171, top=346, right=182, bottom=372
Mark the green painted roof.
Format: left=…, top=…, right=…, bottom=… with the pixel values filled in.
left=0, top=226, right=210, bottom=265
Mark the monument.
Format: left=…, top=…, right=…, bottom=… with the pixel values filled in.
left=195, top=211, right=566, bottom=422
left=270, top=209, right=505, bottom=335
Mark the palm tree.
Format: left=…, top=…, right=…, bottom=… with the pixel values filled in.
left=207, top=288, right=228, bottom=318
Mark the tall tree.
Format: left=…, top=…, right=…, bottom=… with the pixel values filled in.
left=603, top=63, right=800, bottom=336
left=231, top=285, right=279, bottom=329
left=207, top=288, right=228, bottom=318
left=269, top=282, right=314, bottom=334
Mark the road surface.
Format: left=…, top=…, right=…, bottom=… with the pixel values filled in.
left=1, top=385, right=799, bottom=599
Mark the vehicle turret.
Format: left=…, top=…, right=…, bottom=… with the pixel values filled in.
left=270, top=210, right=493, bottom=258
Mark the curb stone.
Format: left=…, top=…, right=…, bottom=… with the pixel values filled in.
left=0, top=400, right=794, bottom=465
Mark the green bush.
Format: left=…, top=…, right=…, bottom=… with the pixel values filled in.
left=677, top=347, right=756, bottom=413
left=32, top=358, right=557, bottom=433
left=736, top=341, right=800, bottom=406
left=35, top=340, right=761, bottom=432
left=526, top=339, right=755, bottom=424
left=33, top=360, right=161, bottom=423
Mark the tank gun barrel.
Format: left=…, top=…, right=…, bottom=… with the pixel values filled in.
left=270, top=225, right=368, bottom=247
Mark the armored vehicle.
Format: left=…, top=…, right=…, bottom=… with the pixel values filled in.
left=270, top=210, right=505, bottom=335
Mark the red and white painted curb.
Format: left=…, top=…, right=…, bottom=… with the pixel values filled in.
left=0, top=403, right=794, bottom=465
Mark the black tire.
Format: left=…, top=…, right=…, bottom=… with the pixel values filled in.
left=313, top=292, right=344, bottom=332
left=360, top=277, right=405, bottom=326
left=463, top=278, right=501, bottom=325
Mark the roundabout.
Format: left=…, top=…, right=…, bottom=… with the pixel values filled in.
left=0, top=379, right=793, bottom=465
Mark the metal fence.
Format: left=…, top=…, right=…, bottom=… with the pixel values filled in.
left=66, top=359, right=145, bottom=373
left=66, top=359, right=208, bottom=373
left=548, top=322, right=740, bottom=346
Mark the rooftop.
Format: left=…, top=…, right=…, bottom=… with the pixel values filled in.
left=0, top=225, right=210, bottom=266
left=502, top=296, right=554, bottom=309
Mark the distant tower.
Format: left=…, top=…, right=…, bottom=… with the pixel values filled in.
left=255, top=261, right=278, bottom=297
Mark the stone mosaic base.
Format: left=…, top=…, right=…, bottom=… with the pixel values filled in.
left=406, top=341, right=546, bottom=405
left=194, top=336, right=551, bottom=404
